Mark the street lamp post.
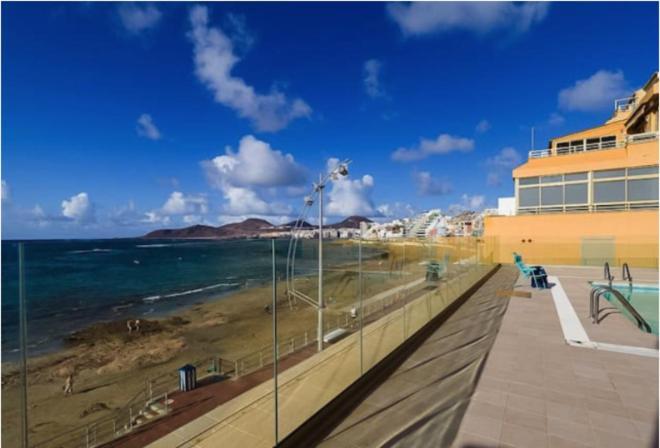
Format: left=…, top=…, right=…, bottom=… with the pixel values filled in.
left=316, top=174, right=324, bottom=352
left=286, top=160, right=350, bottom=353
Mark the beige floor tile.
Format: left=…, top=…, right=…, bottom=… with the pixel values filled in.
left=500, top=423, right=548, bottom=448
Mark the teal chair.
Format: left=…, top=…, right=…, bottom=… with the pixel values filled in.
left=513, top=252, right=548, bottom=288
left=425, top=255, right=449, bottom=283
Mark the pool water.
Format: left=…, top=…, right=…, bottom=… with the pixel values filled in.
left=594, top=282, right=659, bottom=335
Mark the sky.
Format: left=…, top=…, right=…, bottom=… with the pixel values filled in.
left=1, top=1, right=658, bottom=239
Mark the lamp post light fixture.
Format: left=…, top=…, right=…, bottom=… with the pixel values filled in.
left=285, top=160, right=351, bottom=353
left=314, top=160, right=350, bottom=352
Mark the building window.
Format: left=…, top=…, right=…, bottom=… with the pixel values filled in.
left=541, top=186, right=563, bottom=205
left=519, top=177, right=539, bottom=186
left=564, top=172, right=588, bottom=181
left=519, top=188, right=539, bottom=207
left=594, top=180, right=626, bottom=203
left=564, top=183, right=588, bottom=204
left=628, top=166, right=658, bottom=176
left=540, top=175, right=562, bottom=184
left=627, top=178, right=659, bottom=201
left=601, top=136, right=616, bottom=148
left=594, top=169, right=626, bottom=179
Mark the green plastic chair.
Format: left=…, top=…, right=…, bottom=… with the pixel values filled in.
left=513, top=252, right=546, bottom=287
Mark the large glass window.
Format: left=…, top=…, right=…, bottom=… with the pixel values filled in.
left=540, top=175, right=562, bottom=184
left=594, top=180, right=625, bottom=203
left=519, top=188, right=539, bottom=207
left=565, top=184, right=588, bottom=204
left=594, top=169, right=625, bottom=179
left=564, top=172, right=588, bottom=181
left=627, top=178, right=659, bottom=201
left=519, top=177, right=539, bottom=186
left=541, top=186, right=563, bottom=205
left=628, top=166, right=658, bottom=177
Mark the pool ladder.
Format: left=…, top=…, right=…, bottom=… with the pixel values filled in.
left=590, top=262, right=651, bottom=333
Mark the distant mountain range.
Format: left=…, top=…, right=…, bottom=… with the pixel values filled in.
left=143, top=216, right=372, bottom=239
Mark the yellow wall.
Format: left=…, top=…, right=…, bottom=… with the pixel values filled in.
left=483, top=210, right=659, bottom=267
left=513, top=139, right=659, bottom=178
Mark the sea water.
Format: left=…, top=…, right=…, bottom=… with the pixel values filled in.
left=1, top=238, right=366, bottom=358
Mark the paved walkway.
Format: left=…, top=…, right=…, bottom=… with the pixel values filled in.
left=453, top=266, right=658, bottom=448
left=318, top=266, right=519, bottom=447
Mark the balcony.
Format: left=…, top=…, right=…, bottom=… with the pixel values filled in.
left=528, top=131, right=659, bottom=159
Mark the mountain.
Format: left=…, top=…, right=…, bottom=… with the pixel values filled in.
left=143, top=216, right=372, bottom=239
left=327, top=216, right=373, bottom=229
left=143, top=219, right=274, bottom=239
left=282, top=219, right=314, bottom=228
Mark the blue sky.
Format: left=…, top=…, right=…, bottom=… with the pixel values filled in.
left=2, top=1, right=658, bottom=239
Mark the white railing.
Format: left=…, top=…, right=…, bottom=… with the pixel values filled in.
left=614, top=96, right=636, bottom=111
left=528, top=132, right=658, bottom=159
left=628, top=131, right=659, bottom=143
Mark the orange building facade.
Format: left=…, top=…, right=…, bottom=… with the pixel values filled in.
left=484, top=73, right=659, bottom=267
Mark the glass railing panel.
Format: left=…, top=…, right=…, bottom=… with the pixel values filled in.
left=3, top=238, right=292, bottom=448
left=276, top=236, right=361, bottom=441
left=1, top=242, right=25, bottom=448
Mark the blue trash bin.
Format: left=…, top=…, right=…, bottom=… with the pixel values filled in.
left=179, top=364, right=197, bottom=392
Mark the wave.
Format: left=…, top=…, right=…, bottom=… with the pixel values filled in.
left=135, top=244, right=174, bottom=248
left=68, top=248, right=113, bottom=254
left=142, top=282, right=241, bottom=303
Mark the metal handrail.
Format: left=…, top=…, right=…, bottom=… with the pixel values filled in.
left=603, top=262, right=614, bottom=287
left=528, top=131, right=658, bottom=159
left=622, top=262, right=633, bottom=287
left=590, top=285, right=651, bottom=333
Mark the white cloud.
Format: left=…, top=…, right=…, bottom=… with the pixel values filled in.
left=204, top=135, right=306, bottom=189
left=188, top=6, right=311, bottom=132
left=547, top=112, right=565, bottom=126
left=376, top=202, right=417, bottom=219
left=363, top=59, right=386, bottom=99
left=558, top=70, right=630, bottom=112
left=1, top=180, right=9, bottom=204
left=203, top=135, right=305, bottom=216
left=142, top=211, right=170, bottom=225
left=476, top=119, right=491, bottom=133
left=221, top=186, right=292, bottom=216
left=413, top=171, right=452, bottom=196
left=225, top=13, right=255, bottom=54
left=449, top=194, right=486, bottom=214
left=61, top=192, right=95, bottom=223
left=161, top=191, right=209, bottom=215
left=487, top=147, right=521, bottom=169
left=486, top=147, right=521, bottom=186
left=325, top=159, right=376, bottom=217
left=118, top=4, right=162, bottom=35
left=136, top=114, right=162, bottom=140
left=391, top=133, right=474, bottom=162
left=387, top=2, right=549, bottom=37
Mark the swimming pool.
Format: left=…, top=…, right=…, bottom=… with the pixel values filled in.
left=592, top=282, right=659, bottom=335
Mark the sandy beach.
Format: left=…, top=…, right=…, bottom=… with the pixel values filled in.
left=1, top=240, right=452, bottom=447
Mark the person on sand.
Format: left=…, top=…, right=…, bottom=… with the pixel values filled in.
left=127, top=320, right=133, bottom=334
left=134, top=319, right=141, bottom=332
left=63, top=374, right=73, bottom=396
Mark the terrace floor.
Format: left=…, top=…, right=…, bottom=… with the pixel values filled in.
left=319, top=265, right=659, bottom=448
left=453, top=265, right=658, bottom=448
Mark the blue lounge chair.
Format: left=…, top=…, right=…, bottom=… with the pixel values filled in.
left=513, top=252, right=548, bottom=288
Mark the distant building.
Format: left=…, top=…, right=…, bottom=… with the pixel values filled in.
left=497, top=197, right=516, bottom=216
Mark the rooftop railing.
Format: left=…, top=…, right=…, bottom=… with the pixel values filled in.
left=528, top=131, right=659, bottom=159
left=614, top=96, right=636, bottom=112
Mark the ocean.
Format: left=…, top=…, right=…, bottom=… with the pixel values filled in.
left=1, top=238, right=364, bottom=359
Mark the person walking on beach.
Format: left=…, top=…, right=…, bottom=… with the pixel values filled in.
left=134, top=319, right=141, bottom=332
left=127, top=320, right=133, bottom=334
left=63, top=374, right=73, bottom=396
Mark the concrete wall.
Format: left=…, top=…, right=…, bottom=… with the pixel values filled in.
left=483, top=209, right=659, bottom=267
